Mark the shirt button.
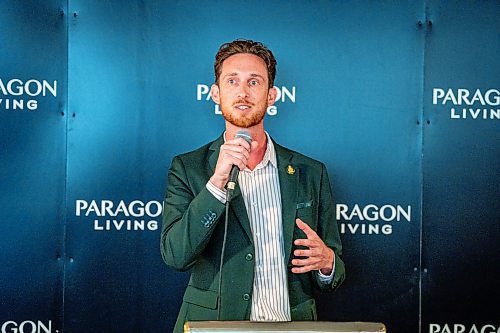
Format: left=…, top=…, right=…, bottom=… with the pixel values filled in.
left=252, top=202, right=257, bottom=207
left=243, top=293, right=250, bottom=301
left=245, top=253, right=253, bottom=261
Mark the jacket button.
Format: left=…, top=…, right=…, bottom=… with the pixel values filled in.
left=242, top=293, right=250, bottom=301
left=245, top=253, right=253, bottom=261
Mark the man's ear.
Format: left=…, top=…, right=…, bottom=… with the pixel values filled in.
left=267, top=86, right=277, bottom=106
left=211, top=84, right=220, bottom=104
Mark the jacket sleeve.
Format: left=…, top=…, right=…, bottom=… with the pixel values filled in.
left=314, top=163, right=346, bottom=291
left=160, top=155, right=226, bottom=271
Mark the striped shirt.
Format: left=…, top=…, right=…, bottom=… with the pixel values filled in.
left=206, top=133, right=335, bottom=321
left=207, top=133, right=291, bottom=321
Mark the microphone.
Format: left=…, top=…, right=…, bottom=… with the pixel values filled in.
left=226, top=129, right=252, bottom=202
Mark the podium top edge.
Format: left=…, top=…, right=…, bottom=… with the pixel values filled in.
left=184, top=321, right=387, bottom=333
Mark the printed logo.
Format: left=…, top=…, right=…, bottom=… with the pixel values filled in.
left=0, top=78, right=57, bottom=111
left=1, top=320, right=54, bottom=333
left=429, top=323, right=499, bottom=333
left=432, top=88, right=499, bottom=120
left=75, top=200, right=161, bottom=231
left=336, top=204, right=412, bottom=236
left=196, top=83, right=296, bottom=116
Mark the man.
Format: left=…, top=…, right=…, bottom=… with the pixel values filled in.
left=161, top=39, right=345, bottom=333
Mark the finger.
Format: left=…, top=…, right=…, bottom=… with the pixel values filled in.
left=250, top=140, right=258, bottom=151
left=295, top=218, right=318, bottom=239
left=292, top=257, right=321, bottom=267
left=294, top=248, right=316, bottom=257
left=226, top=137, right=252, bottom=152
left=223, top=150, right=248, bottom=165
left=224, top=153, right=247, bottom=171
left=294, top=238, right=319, bottom=248
left=291, top=265, right=318, bottom=274
left=221, top=144, right=250, bottom=160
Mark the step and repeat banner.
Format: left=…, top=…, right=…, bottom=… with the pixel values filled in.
left=1, top=1, right=498, bottom=333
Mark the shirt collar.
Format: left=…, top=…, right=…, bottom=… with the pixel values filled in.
left=222, top=131, right=277, bottom=170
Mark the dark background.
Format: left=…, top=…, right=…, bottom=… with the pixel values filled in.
left=1, top=1, right=498, bottom=332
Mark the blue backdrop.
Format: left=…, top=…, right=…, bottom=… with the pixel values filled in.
left=1, top=1, right=498, bottom=332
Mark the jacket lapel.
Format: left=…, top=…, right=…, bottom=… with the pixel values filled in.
left=208, top=135, right=253, bottom=242
left=274, top=142, right=298, bottom=266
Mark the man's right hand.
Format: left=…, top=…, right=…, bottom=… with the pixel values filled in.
left=209, top=137, right=256, bottom=191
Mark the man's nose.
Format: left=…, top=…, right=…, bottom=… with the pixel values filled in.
left=236, top=85, right=249, bottom=99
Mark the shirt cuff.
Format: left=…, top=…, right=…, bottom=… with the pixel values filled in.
left=317, top=253, right=336, bottom=283
left=206, top=181, right=227, bottom=204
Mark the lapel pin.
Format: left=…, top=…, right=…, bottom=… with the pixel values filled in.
left=287, top=165, right=295, bottom=175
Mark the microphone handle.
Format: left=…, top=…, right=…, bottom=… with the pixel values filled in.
left=226, top=165, right=239, bottom=202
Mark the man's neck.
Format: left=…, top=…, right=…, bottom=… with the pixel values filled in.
left=226, top=122, right=267, bottom=171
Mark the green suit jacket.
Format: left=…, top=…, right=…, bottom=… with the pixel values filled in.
left=161, top=135, right=345, bottom=333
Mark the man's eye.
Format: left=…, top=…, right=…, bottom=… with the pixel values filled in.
left=249, top=80, right=258, bottom=86
left=228, top=79, right=236, bottom=84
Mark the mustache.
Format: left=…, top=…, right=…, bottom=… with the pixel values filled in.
left=233, top=99, right=254, bottom=106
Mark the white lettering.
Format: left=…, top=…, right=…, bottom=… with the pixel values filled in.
left=480, top=325, right=496, bottom=333
left=0, top=79, right=57, bottom=97
left=429, top=324, right=441, bottom=333
left=24, top=80, right=42, bottom=97
left=81, top=200, right=164, bottom=217
left=454, top=324, right=466, bottom=333
left=196, top=84, right=210, bottom=101
left=485, top=89, right=500, bottom=106
left=428, top=324, right=500, bottom=333
left=145, top=201, right=162, bottom=217
left=6, top=79, right=23, bottom=96
left=87, top=200, right=100, bottom=216
left=114, top=200, right=128, bottom=216
left=363, top=204, right=379, bottom=221
left=76, top=200, right=88, bottom=216
left=0, top=320, right=51, bottom=333
left=94, top=219, right=158, bottom=231
left=433, top=88, right=445, bottom=105
left=470, top=324, right=479, bottom=333
left=27, top=100, right=37, bottom=110
left=443, top=89, right=459, bottom=105
left=336, top=204, right=411, bottom=222
left=434, top=88, right=500, bottom=107
left=450, top=108, right=500, bottom=120
left=381, top=224, right=392, bottom=234
left=129, top=200, right=144, bottom=217
left=0, top=98, right=38, bottom=110
left=470, top=89, right=486, bottom=105
left=280, top=86, right=296, bottom=103
left=1, top=321, right=17, bottom=333
left=336, top=204, right=349, bottom=220
left=267, top=105, right=277, bottom=116
left=457, top=89, right=471, bottom=105
left=340, top=223, right=392, bottom=235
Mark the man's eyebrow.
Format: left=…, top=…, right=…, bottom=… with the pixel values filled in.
left=249, top=73, right=265, bottom=80
left=222, top=72, right=239, bottom=79
left=221, top=73, right=266, bottom=80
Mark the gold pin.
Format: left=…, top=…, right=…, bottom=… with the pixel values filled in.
left=287, top=165, right=295, bottom=175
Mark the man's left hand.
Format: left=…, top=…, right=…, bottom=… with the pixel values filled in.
left=292, top=218, right=334, bottom=275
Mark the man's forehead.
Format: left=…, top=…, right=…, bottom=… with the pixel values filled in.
left=222, top=54, right=266, bottom=69
left=220, top=53, right=268, bottom=77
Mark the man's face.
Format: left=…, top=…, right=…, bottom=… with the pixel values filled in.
left=211, top=53, right=276, bottom=128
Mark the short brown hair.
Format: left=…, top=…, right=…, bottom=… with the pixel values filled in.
left=214, top=39, right=277, bottom=88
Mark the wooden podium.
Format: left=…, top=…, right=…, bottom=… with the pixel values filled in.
left=184, top=321, right=386, bottom=332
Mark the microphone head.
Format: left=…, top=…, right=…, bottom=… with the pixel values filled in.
left=235, top=129, right=252, bottom=144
